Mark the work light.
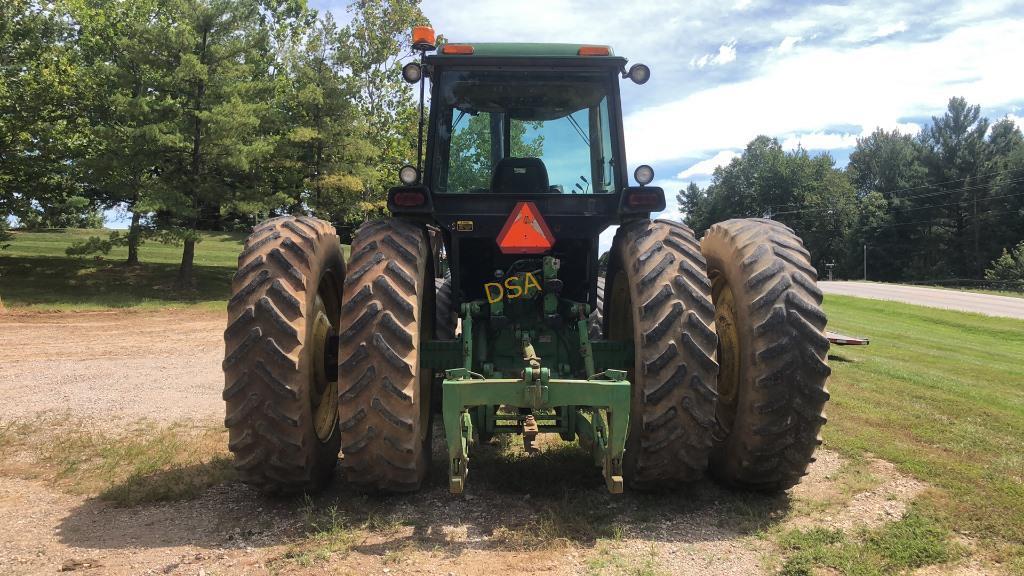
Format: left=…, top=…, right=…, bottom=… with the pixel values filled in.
left=402, top=62, right=422, bottom=84
left=634, top=164, right=654, bottom=186
left=399, top=165, right=418, bottom=185
left=627, top=63, right=650, bottom=85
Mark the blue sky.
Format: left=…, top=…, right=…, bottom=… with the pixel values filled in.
left=308, top=0, right=1024, bottom=250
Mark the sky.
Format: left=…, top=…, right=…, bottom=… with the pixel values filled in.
left=308, top=0, right=1024, bottom=251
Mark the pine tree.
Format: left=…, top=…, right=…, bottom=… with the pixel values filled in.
left=155, top=0, right=275, bottom=287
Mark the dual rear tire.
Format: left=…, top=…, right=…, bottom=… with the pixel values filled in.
left=603, top=218, right=830, bottom=490
left=224, top=216, right=436, bottom=494
left=702, top=218, right=831, bottom=490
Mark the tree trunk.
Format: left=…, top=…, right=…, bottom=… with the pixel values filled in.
left=127, top=210, right=141, bottom=265
left=178, top=28, right=208, bottom=289
left=177, top=236, right=195, bottom=288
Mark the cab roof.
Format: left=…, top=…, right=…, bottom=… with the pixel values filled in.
left=430, top=42, right=617, bottom=58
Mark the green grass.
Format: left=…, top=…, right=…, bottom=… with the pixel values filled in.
left=1, top=228, right=245, bottom=265
left=0, top=228, right=245, bottom=309
left=0, top=228, right=350, bottom=310
left=274, top=498, right=360, bottom=567
left=0, top=416, right=234, bottom=505
left=777, top=511, right=959, bottom=576
left=822, top=294, right=1024, bottom=565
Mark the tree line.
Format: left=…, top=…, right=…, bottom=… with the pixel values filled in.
left=1, top=0, right=425, bottom=286
left=679, top=97, right=1024, bottom=286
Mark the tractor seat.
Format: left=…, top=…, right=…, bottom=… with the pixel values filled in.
left=490, top=157, right=551, bottom=194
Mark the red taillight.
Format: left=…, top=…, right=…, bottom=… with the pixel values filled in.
left=578, top=45, right=610, bottom=56
left=441, top=44, right=474, bottom=55
left=392, top=191, right=425, bottom=207
left=627, top=190, right=662, bottom=208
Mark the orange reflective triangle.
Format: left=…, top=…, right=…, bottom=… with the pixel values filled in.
left=496, top=201, right=555, bottom=254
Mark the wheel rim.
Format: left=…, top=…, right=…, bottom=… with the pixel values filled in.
left=711, top=271, right=740, bottom=434
left=310, top=294, right=338, bottom=443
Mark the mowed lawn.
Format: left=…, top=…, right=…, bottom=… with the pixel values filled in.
left=0, top=228, right=351, bottom=310
left=0, top=228, right=246, bottom=309
left=823, top=294, right=1024, bottom=565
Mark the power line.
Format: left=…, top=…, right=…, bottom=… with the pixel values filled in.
left=879, top=207, right=1021, bottom=230
left=870, top=165, right=1024, bottom=197
left=891, top=190, right=1024, bottom=215
left=768, top=166, right=1024, bottom=210
left=770, top=176, right=1024, bottom=217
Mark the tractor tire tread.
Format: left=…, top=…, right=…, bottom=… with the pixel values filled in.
left=701, top=218, right=830, bottom=491
left=223, top=215, right=344, bottom=494
left=608, top=219, right=720, bottom=488
left=338, top=218, right=432, bottom=492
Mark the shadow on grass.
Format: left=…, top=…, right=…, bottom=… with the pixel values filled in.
left=0, top=254, right=232, bottom=308
left=56, top=433, right=791, bottom=556
left=98, top=457, right=236, bottom=507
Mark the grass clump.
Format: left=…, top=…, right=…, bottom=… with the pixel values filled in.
left=274, top=497, right=361, bottom=568
left=586, top=542, right=664, bottom=576
left=491, top=490, right=621, bottom=550
left=777, top=510, right=959, bottom=575
left=1, top=416, right=233, bottom=505
left=476, top=440, right=623, bottom=550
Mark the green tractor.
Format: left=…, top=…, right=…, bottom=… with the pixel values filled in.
left=222, top=32, right=830, bottom=495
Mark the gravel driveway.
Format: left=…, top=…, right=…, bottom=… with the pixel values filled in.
left=0, top=309, right=225, bottom=425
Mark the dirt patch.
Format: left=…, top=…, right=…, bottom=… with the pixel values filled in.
left=787, top=451, right=927, bottom=532
left=833, top=458, right=927, bottom=530
left=0, top=309, right=225, bottom=426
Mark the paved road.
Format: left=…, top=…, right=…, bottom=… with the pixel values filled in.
left=819, top=281, right=1024, bottom=320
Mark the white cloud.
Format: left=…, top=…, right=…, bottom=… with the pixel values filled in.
left=733, top=0, right=753, bottom=11
left=873, top=20, right=908, bottom=38
left=676, top=150, right=740, bottom=178
left=777, top=36, right=801, bottom=53
left=625, top=17, right=1024, bottom=164
left=691, top=41, right=738, bottom=69
left=716, top=41, right=737, bottom=65
left=1005, top=114, right=1023, bottom=129
left=780, top=132, right=859, bottom=151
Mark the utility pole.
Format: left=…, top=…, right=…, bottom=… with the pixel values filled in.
left=972, top=178, right=980, bottom=276
left=863, top=244, right=867, bottom=281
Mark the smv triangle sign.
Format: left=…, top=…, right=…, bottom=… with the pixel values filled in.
left=496, top=201, right=555, bottom=254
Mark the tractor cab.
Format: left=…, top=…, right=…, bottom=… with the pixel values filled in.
left=390, top=38, right=661, bottom=311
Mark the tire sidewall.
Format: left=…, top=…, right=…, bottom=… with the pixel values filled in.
left=701, top=228, right=756, bottom=478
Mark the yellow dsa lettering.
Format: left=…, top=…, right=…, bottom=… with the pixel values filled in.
left=504, top=276, right=523, bottom=299
left=523, top=271, right=542, bottom=295
left=482, top=272, right=544, bottom=304
left=484, top=282, right=503, bottom=304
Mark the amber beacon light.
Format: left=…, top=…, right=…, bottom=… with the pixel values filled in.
left=412, top=26, right=435, bottom=50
